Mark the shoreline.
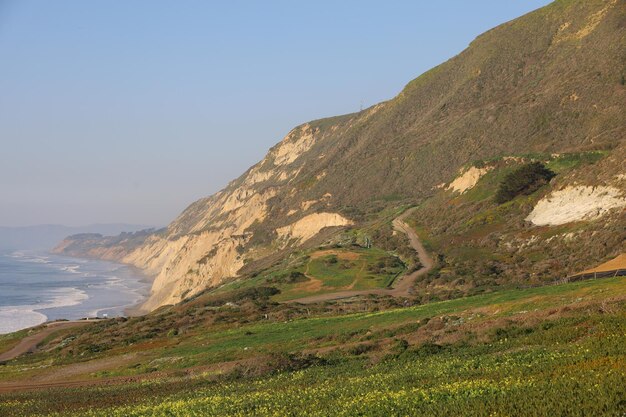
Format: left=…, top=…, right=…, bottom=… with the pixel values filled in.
left=119, top=264, right=153, bottom=317
left=0, top=251, right=153, bottom=334
left=49, top=252, right=155, bottom=318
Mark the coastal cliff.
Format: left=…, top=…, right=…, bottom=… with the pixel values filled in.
left=55, top=0, right=626, bottom=310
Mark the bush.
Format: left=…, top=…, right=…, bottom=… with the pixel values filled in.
left=494, top=162, right=555, bottom=204
left=203, top=286, right=280, bottom=307
left=266, top=352, right=327, bottom=373
left=287, top=271, right=308, bottom=283
left=347, top=343, right=376, bottom=356
left=268, top=271, right=308, bottom=284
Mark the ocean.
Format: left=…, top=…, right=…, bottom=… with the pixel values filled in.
left=0, top=251, right=150, bottom=334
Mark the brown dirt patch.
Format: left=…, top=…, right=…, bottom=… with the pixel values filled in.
left=0, top=321, right=91, bottom=362
left=293, top=275, right=324, bottom=293
left=581, top=253, right=626, bottom=274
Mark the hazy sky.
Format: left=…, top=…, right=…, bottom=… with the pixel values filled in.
left=0, top=0, right=551, bottom=227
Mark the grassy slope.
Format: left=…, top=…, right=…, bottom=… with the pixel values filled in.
left=405, top=151, right=626, bottom=302
left=0, top=329, right=30, bottom=357
left=0, top=276, right=624, bottom=416
left=218, top=247, right=405, bottom=302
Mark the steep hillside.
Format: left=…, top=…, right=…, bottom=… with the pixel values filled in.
left=405, top=150, right=625, bottom=302
left=54, top=0, right=626, bottom=311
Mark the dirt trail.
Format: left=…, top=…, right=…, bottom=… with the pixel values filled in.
left=0, top=321, right=91, bottom=362
left=288, top=207, right=434, bottom=304
left=0, top=355, right=264, bottom=393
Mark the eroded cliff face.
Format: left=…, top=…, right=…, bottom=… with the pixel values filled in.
left=56, top=123, right=355, bottom=310
left=526, top=185, right=626, bottom=226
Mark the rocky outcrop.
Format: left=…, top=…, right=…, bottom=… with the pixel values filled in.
left=276, top=213, right=352, bottom=243
left=447, top=166, right=493, bottom=194
left=55, top=123, right=354, bottom=310
left=526, top=186, right=626, bottom=226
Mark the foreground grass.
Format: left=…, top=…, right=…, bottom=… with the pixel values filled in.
left=0, top=277, right=624, bottom=416
left=0, top=277, right=624, bottom=377
left=2, top=306, right=624, bottom=416
left=149, top=276, right=626, bottom=367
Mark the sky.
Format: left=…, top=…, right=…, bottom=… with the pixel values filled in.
left=0, top=0, right=552, bottom=227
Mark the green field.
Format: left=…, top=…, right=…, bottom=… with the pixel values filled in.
left=217, top=247, right=405, bottom=302
left=0, top=277, right=624, bottom=416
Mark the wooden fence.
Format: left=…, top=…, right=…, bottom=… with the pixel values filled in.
left=556, top=268, right=626, bottom=284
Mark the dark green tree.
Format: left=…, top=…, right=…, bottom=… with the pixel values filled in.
left=495, top=162, right=555, bottom=204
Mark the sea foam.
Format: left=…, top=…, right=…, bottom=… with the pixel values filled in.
left=0, top=288, right=88, bottom=334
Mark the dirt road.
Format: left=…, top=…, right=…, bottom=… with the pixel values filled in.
left=289, top=207, right=434, bottom=304
left=0, top=355, right=265, bottom=393
left=0, top=321, right=91, bottom=362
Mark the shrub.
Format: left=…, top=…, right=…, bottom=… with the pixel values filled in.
left=287, top=271, right=308, bottom=283
left=324, top=255, right=339, bottom=265
left=347, top=343, right=376, bottom=356
left=494, top=162, right=555, bottom=204
left=390, top=338, right=409, bottom=354
left=266, top=352, right=327, bottom=373
left=203, top=286, right=280, bottom=307
left=268, top=271, right=308, bottom=284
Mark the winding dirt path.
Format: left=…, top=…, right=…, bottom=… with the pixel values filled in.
left=288, top=208, right=434, bottom=304
left=0, top=321, right=91, bottom=362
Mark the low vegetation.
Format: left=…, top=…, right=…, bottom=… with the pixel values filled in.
left=217, top=244, right=407, bottom=302
left=0, top=277, right=624, bottom=416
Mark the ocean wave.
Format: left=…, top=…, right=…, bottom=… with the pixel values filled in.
left=88, top=275, right=147, bottom=317
left=60, top=265, right=81, bottom=274
left=1, top=255, right=149, bottom=334
left=41, top=288, right=89, bottom=309
left=0, top=308, right=47, bottom=334
left=0, top=287, right=89, bottom=335
left=89, top=281, right=124, bottom=290
left=27, top=257, right=51, bottom=264
left=107, top=276, right=124, bottom=285
left=12, top=253, right=52, bottom=264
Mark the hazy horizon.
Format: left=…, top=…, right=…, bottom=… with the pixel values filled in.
left=0, top=0, right=551, bottom=227
left=0, top=222, right=156, bottom=230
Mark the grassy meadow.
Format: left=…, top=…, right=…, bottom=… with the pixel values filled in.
left=0, top=276, right=624, bottom=416
left=215, top=246, right=406, bottom=302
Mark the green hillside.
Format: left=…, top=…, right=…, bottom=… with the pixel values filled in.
left=405, top=151, right=625, bottom=302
